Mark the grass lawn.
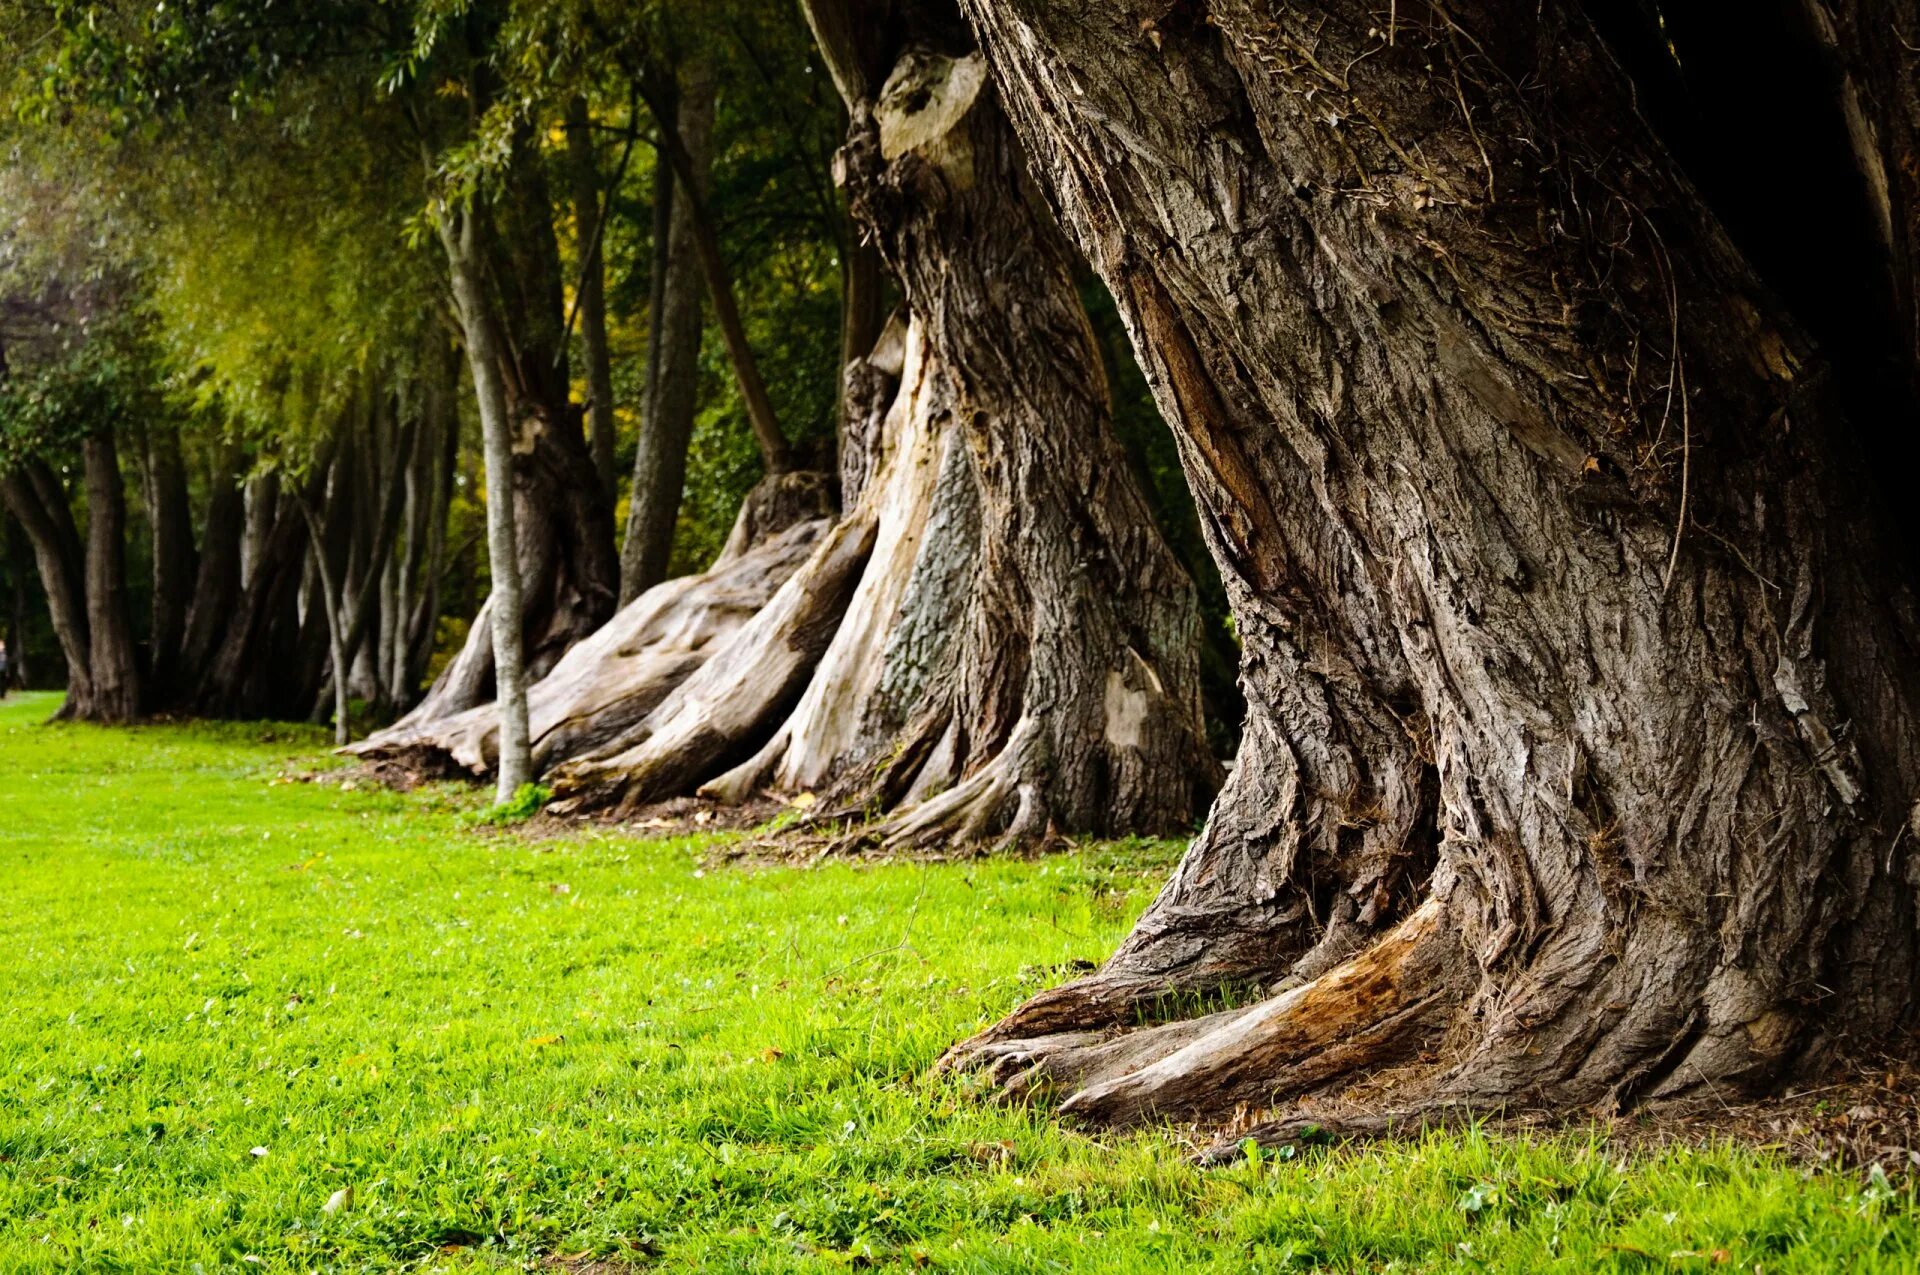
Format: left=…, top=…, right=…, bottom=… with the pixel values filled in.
left=0, top=688, right=1914, bottom=1272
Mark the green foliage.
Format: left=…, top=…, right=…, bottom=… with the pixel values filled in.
left=0, top=305, right=177, bottom=473
left=478, top=781, right=553, bottom=825
left=2, top=694, right=1915, bottom=1272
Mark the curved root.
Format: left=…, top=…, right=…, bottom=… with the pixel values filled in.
left=946, top=899, right=1465, bottom=1129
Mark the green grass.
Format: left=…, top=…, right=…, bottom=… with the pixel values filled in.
left=0, top=689, right=1913, bottom=1272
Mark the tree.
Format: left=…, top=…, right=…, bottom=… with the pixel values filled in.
left=529, top=0, right=1217, bottom=851
left=937, top=0, right=1920, bottom=1142
left=619, top=61, right=715, bottom=604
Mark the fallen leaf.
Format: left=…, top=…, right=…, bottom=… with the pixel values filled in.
left=323, top=1186, right=354, bottom=1214
left=528, top=1034, right=563, bottom=1047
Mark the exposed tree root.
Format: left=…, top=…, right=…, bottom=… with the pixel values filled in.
left=947, top=899, right=1464, bottom=1129
left=350, top=473, right=833, bottom=780
left=546, top=512, right=876, bottom=814
left=349, top=518, right=826, bottom=777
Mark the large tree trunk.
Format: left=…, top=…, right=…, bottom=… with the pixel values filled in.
left=620, top=67, right=715, bottom=604
left=548, top=34, right=1215, bottom=850
left=80, top=430, right=142, bottom=721
left=944, top=0, right=1920, bottom=1139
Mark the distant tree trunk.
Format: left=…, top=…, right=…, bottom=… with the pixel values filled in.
left=80, top=431, right=142, bottom=721
left=294, top=489, right=353, bottom=748
left=240, top=470, right=277, bottom=593
left=620, top=66, right=715, bottom=604
left=143, top=422, right=194, bottom=695
left=178, top=439, right=245, bottom=696
left=566, top=94, right=620, bottom=499
left=1, top=459, right=91, bottom=716
left=549, top=23, right=1215, bottom=849
left=637, top=73, right=794, bottom=475
left=193, top=453, right=331, bottom=721
left=944, top=0, right=1920, bottom=1139
left=3, top=510, right=33, bottom=688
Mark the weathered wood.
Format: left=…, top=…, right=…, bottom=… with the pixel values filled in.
left=950, top=0, right=1920, bottom=1120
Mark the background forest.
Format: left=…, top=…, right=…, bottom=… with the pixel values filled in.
left=0, top=0, right=1231, bottom=742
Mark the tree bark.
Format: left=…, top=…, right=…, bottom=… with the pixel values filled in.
left=636, top=73, right=794, bottom=475
left=620, top=67, right=715, bottom=604
left=566, top=95, right=620, bottom=500
left=438, top=201, right=535, bottom=801
left=80, top=430, right=142, bottom=721
left=944, top=0, right=1920, bottom=1132
left=348, top=481, right=833, bottom=777
left=393, top=128, right=620, bottom=756
left=1, top=460, right=90, bottom=716
left=550, top=32, right=1215, bottom=850
left=143, top=422, right=194, bottom=695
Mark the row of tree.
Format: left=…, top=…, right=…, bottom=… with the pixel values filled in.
left=8, top=0, right=1920, bottom=1137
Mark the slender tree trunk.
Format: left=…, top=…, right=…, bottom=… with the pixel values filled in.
left=80, top=431, right=142, bottom=721
left=294, top=489, right=353, bottom=747
left=1, top=461, right=91, bottom=716
left=944, top=0, right=1920, bottom=1137
left=620, top=66, right=715, bottom=604
left=566, top=94, right=620, bottom=499
left=438, top=204, right=534, bottom=800
left=384, top=128, right=619, bottom=752
left=637, top=73, right=793, bottom=475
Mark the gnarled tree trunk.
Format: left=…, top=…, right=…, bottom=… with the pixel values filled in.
left=944, top=0, right=1920, bottom=1139
left=548, top=32, right=1216, bottom=850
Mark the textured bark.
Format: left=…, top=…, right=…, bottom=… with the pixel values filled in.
left=551, top=32, right=1215, bottom=849
left=943, top=0, right=1920, bottom=1126
left=620, top=68, right=714, bottom=605
left=80, top=431, right=142, bottom=721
